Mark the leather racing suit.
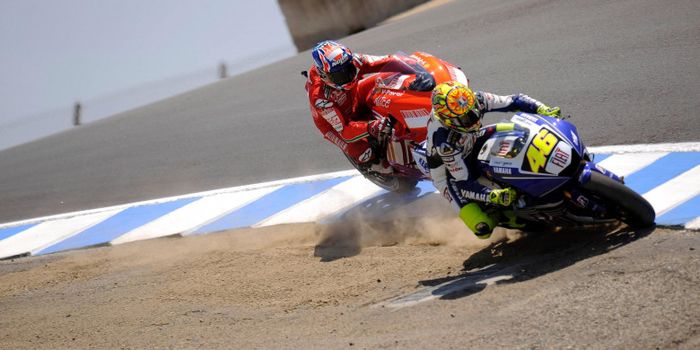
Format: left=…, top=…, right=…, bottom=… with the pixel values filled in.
left=427, top=92, right=551, bottom=227
left=305, top=53, right=400, bottom=167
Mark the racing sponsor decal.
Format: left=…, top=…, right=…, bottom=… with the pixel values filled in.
left=374, top=96, right=391, bottom=108
left=576, top=195, right=590, bottom=208
left=545, top=142, right=573, bottom=174
left=315, top=98, right=333, bottom=109
left=400, top=108, right=430, bottom=119
left=497, top=140, right=512, bottom=157
left=321, top=108, right=343, bottom=132
left=448, top=164, right=464, bottom=173
left=359, top=148, right=373, bottom=163
left=400, top=108, right=431, bottom=129
left=522, top=127, right=561, bottom=174
left=417, top=155, right=429, bottom=173
left=512, top=113, right=539, bottom=126
left=550, top=147, right=570, bottom=168
left=570, top=131, right=579, bottom=146
left=331, top=90, right=348, bottom=105
left=324, top=131, right=348, bottom=151
left=460, top=189, right=488, bottom=202
left=380, top=89, right=405, bottom=97
left=493, top=167, right=512, bottom=175
left=438, top=143, right=456, bottom=156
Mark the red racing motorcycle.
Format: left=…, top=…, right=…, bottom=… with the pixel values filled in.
left=352, top=52, right=469, bottom=192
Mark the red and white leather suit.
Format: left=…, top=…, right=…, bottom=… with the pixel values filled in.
left=305, top=54, right=399, bottom=166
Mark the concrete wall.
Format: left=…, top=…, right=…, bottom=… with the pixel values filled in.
left=278, top=0, right=429, bottom=51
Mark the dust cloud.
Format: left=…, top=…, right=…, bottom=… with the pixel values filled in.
left=313, top=195, right=516, bottom=261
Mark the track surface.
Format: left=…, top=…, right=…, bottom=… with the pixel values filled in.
left=1, top=215, right=698, bottom=349
left=0, top=0, right=698, bottom=223
left=0, top=0, right=699, bottom=348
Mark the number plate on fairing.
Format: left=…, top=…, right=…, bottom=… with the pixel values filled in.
left=521, top=127, right=572, bottom=175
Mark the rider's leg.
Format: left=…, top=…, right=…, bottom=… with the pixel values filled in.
left=459, top=202, right=497, bottom=239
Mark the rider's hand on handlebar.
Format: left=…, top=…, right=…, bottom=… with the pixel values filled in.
left=537, top=105, right=562, bottom=118
left=488, top=188, right=517, bottom=206
left=367, top=117, right=392, bottom=144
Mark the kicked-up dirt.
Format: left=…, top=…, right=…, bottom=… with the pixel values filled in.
left=0, top=204, right=698, bottom=349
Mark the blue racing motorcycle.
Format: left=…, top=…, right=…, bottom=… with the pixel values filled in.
left=411, top=113, right=656, bottom=230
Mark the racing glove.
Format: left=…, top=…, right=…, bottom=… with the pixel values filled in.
left=488, top=188, right=517, bottom=206
left=367, top=117, right=392, bottom=144
left=536, top=105, right=562, bottom=118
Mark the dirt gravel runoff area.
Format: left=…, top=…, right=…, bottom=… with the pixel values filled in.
left=1, top=201, right=698, bottom=349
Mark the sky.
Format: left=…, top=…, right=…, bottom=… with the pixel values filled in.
left=0, top=0, right=297, bottom=123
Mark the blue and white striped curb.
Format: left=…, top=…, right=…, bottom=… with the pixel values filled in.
left=0, top=142, right=699, bottom=260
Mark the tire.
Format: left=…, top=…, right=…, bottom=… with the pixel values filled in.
left=364, top=173, right=418, bottom=193
left=581, top=171, right=656, bottom=228
left=344, top=154, right=418, bottom=193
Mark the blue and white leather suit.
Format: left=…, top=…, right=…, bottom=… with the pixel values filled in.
left=426, top=92, right=548, bottom=212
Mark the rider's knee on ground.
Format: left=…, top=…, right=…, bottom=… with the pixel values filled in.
left=459, top=202, right=496, bottom=237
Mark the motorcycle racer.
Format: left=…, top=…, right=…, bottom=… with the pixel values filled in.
left=305, top=40, right=403, bottom=174
left=426, top=81, right=561, bottom=239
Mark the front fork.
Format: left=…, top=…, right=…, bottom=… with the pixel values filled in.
left=570, top=160, right=623, bottom=217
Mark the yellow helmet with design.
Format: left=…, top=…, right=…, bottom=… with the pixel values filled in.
left=431, top=81, right=482, bottom=132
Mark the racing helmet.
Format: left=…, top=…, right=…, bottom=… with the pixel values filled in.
left=431, top=81, right=482, bottom=132
left=311, top=40, right=359, bottom=90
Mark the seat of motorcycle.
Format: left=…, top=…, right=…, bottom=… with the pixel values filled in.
left=407, top=72, right=436, bottom=92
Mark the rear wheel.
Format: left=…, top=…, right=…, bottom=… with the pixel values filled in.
left=363, top=172, right=418, bottom=193
left=345, top=154, right=418, bottom=193
left=581, top=171, right=656, bottom=228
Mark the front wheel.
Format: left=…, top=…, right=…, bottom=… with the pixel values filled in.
left=581, top=171, right=656, bottom=228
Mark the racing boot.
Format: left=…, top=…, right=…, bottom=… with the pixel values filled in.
left=459, top=203, right=497, bottom=239
left=368, top=159, right=394, bottom=175
left=488, top=188, right=517, bottom=207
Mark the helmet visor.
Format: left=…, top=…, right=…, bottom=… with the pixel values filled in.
left=327, top=63, right=357, bottom=87
left=455, top=109, right=481, bottom=131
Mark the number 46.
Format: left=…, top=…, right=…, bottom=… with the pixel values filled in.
left=526, top=128, right=558, bottom=173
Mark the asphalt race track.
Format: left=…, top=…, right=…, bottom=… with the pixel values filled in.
left=0, top=0, right=698, bottom=223
left=0, top=0, right=699, bottom=348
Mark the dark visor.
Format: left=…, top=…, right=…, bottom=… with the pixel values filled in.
left=457, top=109, right=481, bottom=128
left=328, top=63, right=357, bottom=86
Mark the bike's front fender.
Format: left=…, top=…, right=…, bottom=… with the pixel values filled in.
left=577, top=161, right=623, bottom=185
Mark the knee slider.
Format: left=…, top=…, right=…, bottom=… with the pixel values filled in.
left=459, top=203, right=496, bottom=237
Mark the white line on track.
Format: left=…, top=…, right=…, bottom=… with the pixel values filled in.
left=0, top=209, right=122, bottom=258
left=375, top=264, right=519, bottom=309
left=597, top=152, right=668, bottom=178
left=1, top=142, right=698, bottom=231
left=254, top=176, right=385, bottom=227
left=112, top=186, right=283, bottom=244
left=0, top=170, right=359, bottom=230
left=643, top=165, right=700, bottom=216
left=589, top=142, right=700, bottom=154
